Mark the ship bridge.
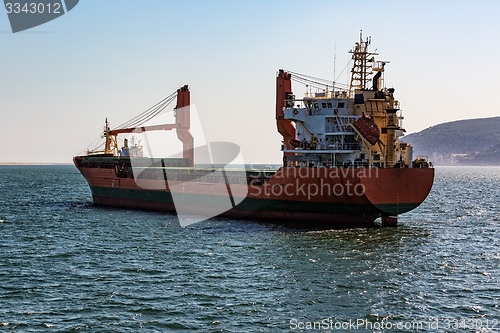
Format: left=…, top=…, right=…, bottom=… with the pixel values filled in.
left=275, top=33, right=421, bottom=169
left=282, top=92, right=363, bottom=167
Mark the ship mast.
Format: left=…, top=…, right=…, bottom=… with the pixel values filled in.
left=348, top=31, right=378, bottom=97
left=104, top=118, right=118, bottom=155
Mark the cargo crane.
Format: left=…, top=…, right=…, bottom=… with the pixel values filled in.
left=92, top=85, right=194, bottom=167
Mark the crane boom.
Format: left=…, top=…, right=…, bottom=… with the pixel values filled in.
left=109, top=123, right=176, bottom=135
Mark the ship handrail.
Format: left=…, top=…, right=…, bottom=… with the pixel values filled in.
left=325, top=125, right=355, bottom=133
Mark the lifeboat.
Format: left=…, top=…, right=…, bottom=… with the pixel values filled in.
left=353, top=115, right=380, bottom=145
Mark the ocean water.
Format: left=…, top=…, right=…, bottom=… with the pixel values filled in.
left=0, top=165, right=499, bottom=332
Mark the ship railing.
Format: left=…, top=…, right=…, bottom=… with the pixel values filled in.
left=342, top=143, right=360, bottom=150
left=326, top=143, right=360, bottom=150
left=304, top=91, right=348, bottom=99
left=287, top=143, right=360, bottom=151
left=325, top=125, right=355, bottom=133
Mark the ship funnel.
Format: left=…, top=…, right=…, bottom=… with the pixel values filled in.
left=372, top=71, right=382, bottom=91
left=175, top=85, right=194, bottom=167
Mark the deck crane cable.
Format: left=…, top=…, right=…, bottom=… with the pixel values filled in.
left=290, top=75, right=350, bottom=91
left=285, top=70, right=349, bottom=91
left=78, top=132, right=106, bottom=156
left=90, top=141, right=105, bottom=153
left=113, top=90, right=178, bottom=130
left=286, top=70, right=335, bottom=85
left=121, top=95, right=175, bottom=129
left=114, top=92, right=177, bottom=130
left=79, top=90, right=178, bottom=155
left=291, top=76, right=334, bottom=91
left=334, top=59, right=352, bottom=85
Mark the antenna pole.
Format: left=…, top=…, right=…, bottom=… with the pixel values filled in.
left=333, top=41, right=337, bottom=91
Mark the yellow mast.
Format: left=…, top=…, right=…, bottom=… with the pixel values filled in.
left=104, top=118, right=118, bottom=156
left=348, top=31, right=378, bottom=97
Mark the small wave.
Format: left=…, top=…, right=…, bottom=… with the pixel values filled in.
left=29, top=201, right=93, bottom=209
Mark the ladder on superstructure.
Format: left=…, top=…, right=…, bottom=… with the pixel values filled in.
left=348, top=31, right=378, bottom=97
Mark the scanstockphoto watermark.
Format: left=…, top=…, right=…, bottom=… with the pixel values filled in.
left=250, top=178, right=367, bottom=200
left=248, top=164, right=380, bottom=181
left=289, top=317, right=499, bottom=331
left=3, top=0, right=80, bottom=33
left=249, top=167, right=379, bottom=200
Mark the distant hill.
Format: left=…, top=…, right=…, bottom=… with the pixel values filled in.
left=401, top=116, right=500, bottom=166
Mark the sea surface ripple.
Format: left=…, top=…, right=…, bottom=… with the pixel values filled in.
left=0, top=166, right=499, bottom=332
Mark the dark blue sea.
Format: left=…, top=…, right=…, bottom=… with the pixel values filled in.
left=0, top=165, right=499, bottom=332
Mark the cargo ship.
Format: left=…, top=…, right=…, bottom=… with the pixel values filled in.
left=74, top=34, right=434, bottom=227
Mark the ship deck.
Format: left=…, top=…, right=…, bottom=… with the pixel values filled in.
left=74, top=155, right=278, bottom=185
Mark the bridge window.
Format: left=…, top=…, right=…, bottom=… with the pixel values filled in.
left=338, top=102, right=345, bottom=108
left=327, top=102, right=332, bottom=108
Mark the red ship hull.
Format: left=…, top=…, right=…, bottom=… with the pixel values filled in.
left=74, top=157, right=434, bottom=227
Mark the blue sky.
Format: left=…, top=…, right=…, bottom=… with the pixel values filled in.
left=1, top=0, right=499, bottom=163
